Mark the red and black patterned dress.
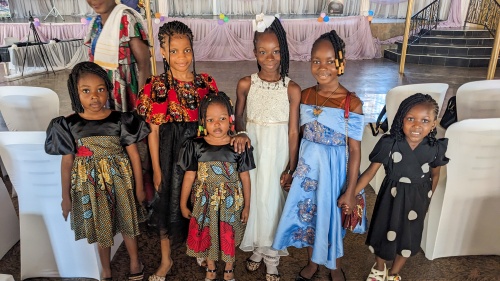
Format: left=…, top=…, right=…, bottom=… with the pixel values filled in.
left=136, top=72, right=218, bottom=242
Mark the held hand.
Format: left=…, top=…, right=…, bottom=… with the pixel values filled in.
left=230, top=134, right=251, bottom=154
left=153, top=171, right=162, bottom=192
left=136, top=188, right=146, bottom=203
left=61, top=198, right=72, bottom=221
left=280, top=173, right=293, bottom=192
left=337, top=193, right=356, bottom=215
left=241, top=207, right=250, bottom=224
left=180, top=206, right=192, bottom=219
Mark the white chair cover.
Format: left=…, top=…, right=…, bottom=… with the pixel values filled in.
left=0, top=86, right=59, bottom=131
left=0, top=132, right=122, bottom=280
left=0, top=274, right=15, bottom=281
left=456, top=80, right=500, bottom=121
left=0, top=179, right=19, bottom=259
left=362, top=83, right=448, bottom=194
left=421, top=119, right=500, bottom=260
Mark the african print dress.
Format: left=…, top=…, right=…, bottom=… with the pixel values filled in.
left=178, top=138, right=255, bottom=262
left=45, top=111, right=150, bottom=248
left=366, top=135, right=448, bottom=260
left=272, top=98, right=364, bottom=270
left=86, top=9, right=148, bottom=112
left=136, top=72, right=218, bottom=243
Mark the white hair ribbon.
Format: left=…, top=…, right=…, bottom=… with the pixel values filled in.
left=252, top=13, right=276, bottom=32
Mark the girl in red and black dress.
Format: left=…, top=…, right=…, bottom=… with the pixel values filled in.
left=136, top=21, right=218, bottom=281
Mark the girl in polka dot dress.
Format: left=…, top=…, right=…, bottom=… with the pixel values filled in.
left=354, top=93, right=449, bottom=281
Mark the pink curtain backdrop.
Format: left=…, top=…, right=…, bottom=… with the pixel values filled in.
left=152, top=16, right=381, bottom=61
left=0, top=23, right=89, bottom=45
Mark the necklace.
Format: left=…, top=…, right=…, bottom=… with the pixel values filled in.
left=313, top=84, right=340, bottom=116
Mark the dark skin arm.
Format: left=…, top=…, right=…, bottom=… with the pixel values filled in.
left=430, top=166, right=441, bottom=194
left=61, top=154, right=74, bottom=221
left=148, top=124, right=162, bottom=191
left=125, top=143, right=146, bottom=203
left=239, top=171, right=251, bottom=223
left=180, top=171, right=197, bottom=219
left=280, top=81, right=301, bottom=191
left=232, top=76, right=252, bottom=153
left=129, top=37, right=152, bottom=91
left=337, top=103, right=363, bottom=214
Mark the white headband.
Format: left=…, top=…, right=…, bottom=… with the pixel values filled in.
left=252, top=13, right=276, bottom=32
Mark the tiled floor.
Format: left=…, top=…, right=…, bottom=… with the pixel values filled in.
left=0, top=59, right=499, bottom=280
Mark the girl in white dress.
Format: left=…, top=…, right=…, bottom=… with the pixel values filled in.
left=233, top=14, right=301, bottom=281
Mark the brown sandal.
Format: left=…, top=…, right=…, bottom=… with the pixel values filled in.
left=245, top=258, right=262, bottom=272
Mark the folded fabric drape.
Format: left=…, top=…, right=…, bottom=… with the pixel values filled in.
left=152, top=16, right=380, bottom=62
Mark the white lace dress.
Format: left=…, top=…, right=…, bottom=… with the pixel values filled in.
left=240, top=73, right=290, bottom=256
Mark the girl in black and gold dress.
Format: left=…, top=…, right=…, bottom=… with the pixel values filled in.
left=45, top=62, right=150, bottom=281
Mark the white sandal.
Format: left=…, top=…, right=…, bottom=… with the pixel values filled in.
left=366, top=263, right=387, bottom=281
left=387, top=269, right=402, bottom=281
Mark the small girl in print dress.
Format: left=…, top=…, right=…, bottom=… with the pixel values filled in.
left=355, top=93, right=449, bottom=281
left=45, top=62, right=150, bottom=280
left=179, top=92, right=255, bottom=281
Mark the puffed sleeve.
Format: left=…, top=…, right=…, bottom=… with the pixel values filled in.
left=178, top=139, right=198, bottom=171
left=430, top=138, right=450, bottom=168
left=45, top=116, right=75, bottom=155
left=200, top=73, right=219, bottom=92
left=369, top=135, right=394, bottom=165
left=237, top=146, right=256, bottom=173
left=120, top=112, right=151, bottom=146
left=122, top=10, right=149, bottom=42
left=136, top=76, right=169, bottom=125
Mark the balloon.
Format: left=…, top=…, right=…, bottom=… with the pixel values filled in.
left=218, top=19, right=224, bottom=25
left=34, top=21, right=41, bottom=27
left=223, top=16, right=229, bottom=22
left=155, top=12, right=161, bottom=18
left=317, top=17, right=323, bottom=22
left=368, top=16, right=373, bottom=22
left=154, top=18, right=160, bottom=24
left=86, top=16, right=92, bottom=21
left=160, top=16, right=165, bottom=22
left=34, top=18, right=40, bottom=22
left=323, top=16, right=330, bottom=22
left=80, top=18, right=87, bottom=24
left=368, top=10, right=374, bottom=16
left=320, top=12, right=326, bottom=18
left=219, top=13, right=225, bottom=20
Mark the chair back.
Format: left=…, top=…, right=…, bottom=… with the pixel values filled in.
left=386, top=83, right=448, bottom=128
left=421, top=118, right=500, bottom=259
left=0, top=132, right=121, bottom=280
left=3, top=37, right=18, bottom=46
left=0, top=86, right=59, bottom=131
left=456, top=80, right=500, bottom=121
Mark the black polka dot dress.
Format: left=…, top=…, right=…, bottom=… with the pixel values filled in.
left=366, top=135, right=449, bottom=260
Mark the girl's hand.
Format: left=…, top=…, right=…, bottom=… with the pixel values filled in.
left=280, top=172, right=293, bottom=192
left=61, top=198, right=72, bottom=221
left=153, top=171, right=162, bottom=192
left=241, top=206, right=250, bottom=224
left=230, top=133, right=251, bottom=154
left=136, top=188, right=146, bottom=203
left=180, top=205, right=192, bottom=219
left=337, top=193, right=356, bottom=215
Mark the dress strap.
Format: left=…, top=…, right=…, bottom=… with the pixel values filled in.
left=302, top=87, right=315, bottom=103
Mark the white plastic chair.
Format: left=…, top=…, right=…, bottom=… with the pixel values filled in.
left=0, top=179, right=19, bottom=259
left=0, top=274, right=15, bottom=281
left=421, top=118, right=500, bottom=260
left=1, top=37, right=18, bottom=75
left=456, top=80, right=500, bottom=121
left=0, top=86, right=59, bottom=131
left=0, top=132, right=122, bottom=280
left=362, top=83, right=448, bottom=194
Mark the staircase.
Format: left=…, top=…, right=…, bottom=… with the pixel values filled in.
left=384, top=28, right=497, bottom=67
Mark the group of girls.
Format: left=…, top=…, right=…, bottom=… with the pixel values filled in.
left=45, top=4, right=449, bottom=281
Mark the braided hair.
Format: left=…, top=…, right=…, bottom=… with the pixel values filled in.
left=158, top=21, right=198, bottom=89
left=311, top=30, right=346, bottom=76
left=67, top=61, right=113, bottom=113
left=253, top=17, right=289, bottom=84
left=198, top=91, right=235, bottom=136
left=389, top=93, right=439, bottom=145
